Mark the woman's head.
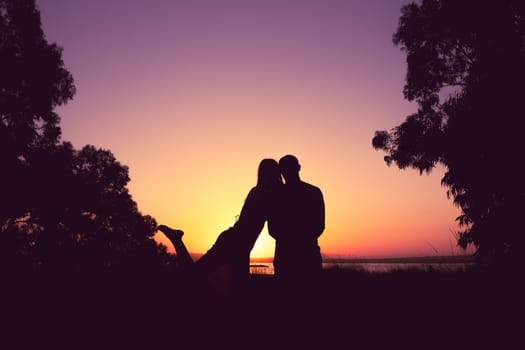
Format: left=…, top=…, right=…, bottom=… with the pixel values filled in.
left=257, top=158, right=282, bottom=187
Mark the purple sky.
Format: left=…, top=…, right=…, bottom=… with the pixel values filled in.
left=35, top=0, right=467, bottom=258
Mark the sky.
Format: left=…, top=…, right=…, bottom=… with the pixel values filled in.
left=36, top=0, right=471, bottom=259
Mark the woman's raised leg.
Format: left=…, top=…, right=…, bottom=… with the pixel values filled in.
left=157, top=225, right=194, bottom=268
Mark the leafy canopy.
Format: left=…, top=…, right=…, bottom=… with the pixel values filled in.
left=373, top=0, right=525, bottom=266
left=1, top=0, right=171, bottom=270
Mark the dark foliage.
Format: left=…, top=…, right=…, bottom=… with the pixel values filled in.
left=372, top=0, right=525, bottom=267
left=1, top=0, right=74, bottom=225
left=0, top=0, right=173, bottom=272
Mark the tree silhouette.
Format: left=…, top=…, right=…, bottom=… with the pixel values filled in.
left=1, top=0, right=74, bottom=233
left=0, top=0, right=172, bottom=271
left=373, top=0, right=525, bottom=267
left=24, top=143, right=165, bottom=269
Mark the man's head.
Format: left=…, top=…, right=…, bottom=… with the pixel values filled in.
left=279, top=154, right=301, bottom=183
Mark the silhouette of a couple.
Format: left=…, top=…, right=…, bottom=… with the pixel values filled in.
left=158, top=154, right=325, bottom=291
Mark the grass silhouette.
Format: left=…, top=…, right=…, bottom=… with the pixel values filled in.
left=1, top=266, right=522, bottom=349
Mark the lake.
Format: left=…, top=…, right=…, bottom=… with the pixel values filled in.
left=249, top=258, right=475, bottom=274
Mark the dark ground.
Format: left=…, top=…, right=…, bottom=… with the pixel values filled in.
left=1, top=267, right=523, bottom=350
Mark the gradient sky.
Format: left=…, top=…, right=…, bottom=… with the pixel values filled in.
left=36, top=0, right=471, bottom=258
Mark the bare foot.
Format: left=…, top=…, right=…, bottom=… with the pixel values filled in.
left=157, top=225, right=184, bottom=243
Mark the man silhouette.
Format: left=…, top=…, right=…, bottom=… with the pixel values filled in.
left=269, top=155, right=325, bottom=284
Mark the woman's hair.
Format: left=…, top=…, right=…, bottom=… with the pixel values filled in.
left=257, top=158, right=282, bottom=187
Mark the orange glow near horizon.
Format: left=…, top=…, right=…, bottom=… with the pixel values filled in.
left=128, top=144, right=464, bottom=259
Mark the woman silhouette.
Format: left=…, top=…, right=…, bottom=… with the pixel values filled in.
left=158, top=158, right=282, bottom=292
